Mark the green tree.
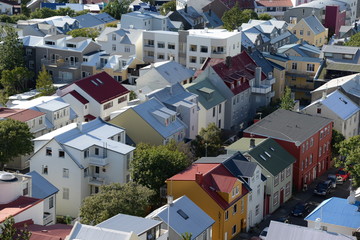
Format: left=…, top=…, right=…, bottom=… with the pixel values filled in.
left=0, top=25, right=25, bottom=73
left=79, top=182, right=154, bottom=225
left=56, top=7, right=76, bottom=17
left=0, top=67, right=34, bottom=95
left=36, top=65, right=56, bottom=96
left=0, top=119, right=33, bottom=170
left=280, top=86, right=295, bottom=110
left=159, top=0, right=176, bottom=15
left=74, top=9, right=90, bottom=17
left=0, top=216, right=31, bottom=240
left=331, top=129, right=345, bottom=159
left=129, top=90, right=137, bottom=100
left=258, top=13, right=272, bottom=20
left=222, top=4, right=258, bottom=31
left=336, top=135, right=360, bottom=187
left=67, top=28, right=99, bottom=40
left=0, top=15, right=12, bottom=23
left=131, top=143, right=191, bottom=196
left=106, top=22, right=118, bottom=28
left=345, top=32, right=360, bottom=47
left=102, top=0, right=131, bottom=20
left=241, top=9, right=258, bottom=23
left=191, top=122, right=224, bottom=158
left=181, top=232, right=192, bottom=240
left=0, top=89, right=8, bottom=107
left=30, top=8, right=57, bottom=19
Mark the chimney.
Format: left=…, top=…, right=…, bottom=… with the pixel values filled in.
left=355, top=22, right=358, bottom=31
left=77, top=122, right=83, bottom=132
left=250, top=138, right=255, bottom=149
left=195, top=172, right=203, bottom=185
left=184, top=4, right=188, bottom=13
left=225, top=56, right=232, bottom=68
left=247, top=46, right=252, bottom=53
left=321, top=91, right=327, bottom=100
left=314, top=218, right=322, bottom=230
left=255, top=67, right=262, bottom=87
left=209, top=8, right=212, bottom=16
left=347, top=190, right=356, bottom=204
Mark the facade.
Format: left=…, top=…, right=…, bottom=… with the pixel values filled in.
left=202, top=0, right=254, bottom=21
left=254, top=0, right=293, bottom=20
left=244, top=109, right=333, bottom=192
left=168, top=6, right=204, bottom=30
left=120, top=10, right=173, bottom=31
left=0, top=0, right=21, bottom=15
left=29, top=119, right=135, bottom=217
left=324, top=5, right=346, bottom=37
left=167, top=163, right=249, bottom=240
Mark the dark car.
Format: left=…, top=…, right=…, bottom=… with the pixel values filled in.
left=291, top=202, right=310, bottom=217
left=314, top=180, right=332, bottom=196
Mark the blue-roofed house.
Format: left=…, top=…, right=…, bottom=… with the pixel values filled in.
left=110, top=97, right=187, bottom=145
left=146, top=195, right=215, bottom=240
left=302, top=90, right=360, bottom=139
left=28, top=171, right=59, bottom=226
left=120, top=10, right=175, bottom=31
left=74, top=13, right=117, bottom=32
left=305, top=197, right=360, bottom=236
left=29, top=118, right=135, bottom=218
left=168, top=6, right=204, bottom=30
left=147, top=83, right=199, bottom=139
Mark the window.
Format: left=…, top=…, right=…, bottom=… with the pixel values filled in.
left=286, top=166, right=291, bottom=177
left=293, top=30, right=296, bottom=34
left=306, top=64, right=315, bottom=72
left=118, top=95, right=127, bottom=104
left=200, top=45, right=208, bottom=53
left=126, top=154, right=130, bottom=170
left=273, top=191, right=279, bottom=206
left=232, top=225, right=237, bottom=235
left=343, top=54, right=353, bottom=60
left=300, top=30, right=303, bottom=35
left=255, top=204, right=260, bottom=215
left=274, top=175, right=279, bottom=186
left=112, top=44, right=116, bottom=51
left=63, top=188, right=69, bottom=200
left=200, top=57, right=206, bottom=64
left=95, top=148, right=99, bottom=156
left=305, top=157, right=308, bottom=168
left=225, top=210, right=229, bottom=220
left=59, top=150, right=65, bottom=158
left=309, top=154, right=313, bottom=164
left=103, top=101, right=113, bottom=110
left=63, top=168, right=69, bottom=178
left=157, top=42, right=165, bottom=48
left=147, top=40, right=154, bottom=46
left=95, top=166, right=100, bottom=174
left=189, top=56, right=196, bottom=63
left=46, top=147, right=52, bottom=156
left=233, top=204, right=237, bottom=214
left=307, top=31, right=310, bottom=36
left=232, top=186, right=239, bottom=197
left=147, top=51, right=154, bottom=57
left=319, top=147, right=322, bottom=157
left=42, top=165, right=48, bottom=175
left=84, top=148, right=89, bottom=158
left=257, top=185, right=260, bottom=195
left=317, top=108, right=321, bottom=114
left=281, top=170, right=284, bottom=182
left=291, top=62, right=297, bottom=70
left=84, top=168, right=88, bottom=177
left=285, top=182, right=290, bottom=196
left=49, top=196, right=54, bottom=209
left=168, top=43, right=175, bottom=49
left=213, top=107, right=216, bottom=117
left=310, top=137, right=314, bottom=147
left=190, top=44, right=197, bottom=51
left=157, top=53, right=164, bottom=60
left=125, top=47, right=130, bottom=52
left=112, top=34, right=116, bottom=41
left=219, top=104, right=221, bottom=114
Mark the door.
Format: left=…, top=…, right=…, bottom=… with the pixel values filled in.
left=280, top=188, right=284, bottom=205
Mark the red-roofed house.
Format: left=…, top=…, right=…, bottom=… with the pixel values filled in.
left=202, top=0, right=254, bottom=20
left=26, top=224, right=73, bottom=240
left=167, top=163, right=249, bottom=240
left=59, top=71, right=130, bottom=121
left=254, top=0, right=293, bottom=20
left=194, top=51, right=275, bottom=131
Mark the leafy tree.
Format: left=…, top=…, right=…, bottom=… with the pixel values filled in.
left=159, top=0, right=176, bottom=16
left=79, top=182, right=154, bottom=225
left=280, top=86, right=295, bottom=110
left=0, top=15, right=12, bottom=23
left=336, top=135, right=360, bottom=187
left=30, top=8, right=57, bottom=19
left=222, top=4, right=258, bottom=31
left=0, top=89, right=8, bottom=107
left=129, top=90, right=137, bottom=100
left=74, top=9, right=90, bottom=17
left=56, top=7, right=76, bottom=17
left=36, top=65, right=56, bottom=96
left=67, top=28, right=99, bottom=40
left=181, top=232, right=192, bottom=240
left=0, top=25, right=25, bottom=73
left=258, top=13, right=272, bottom=20
left=0, top=119, right=33, bottom=170
left=331, top=129, right=345, bottom=158
left=191, top=123, right=223, bottom=158
left=102, top=0, right=131, bottom=20
left=0, top=67, right=34, bottom=96
left=241, top=9, right=258, bottom=23
left=345, top=32, right=360, bottom=47
left=131, top=142, right=191, bottom=196
left=0, top=216, right=31, bottom=240
left=21, top=0, right=31, bottom=17
left=106, top=22, right=118, bottom=28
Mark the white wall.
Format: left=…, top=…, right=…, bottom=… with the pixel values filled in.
left=14, top=200, right=44, bottom=225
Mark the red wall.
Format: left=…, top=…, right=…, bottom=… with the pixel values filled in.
left=325, top=5, right=346, bottom=37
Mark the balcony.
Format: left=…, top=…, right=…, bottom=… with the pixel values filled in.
left=41, top=59, right=81, bottom=69
left=88, top=176, right=107, bottom=186
left=265, top=77, right=275, bottom=85
left=43, top=212, right=53, bottom=226
left=251, top=85, right=272, bottom=94
left=89, top=155, right=109, bottom=166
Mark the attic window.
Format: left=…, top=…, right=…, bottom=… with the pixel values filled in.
left=91, top=80, right=99, bottom=86
left=264, top=151, right=271, bottom=158
left=45, top=41, right=55, bottom=45
left=96, top=78, right=104, bottom=85
left=270, top=147, right=275, bottom=151
left=259, top=154, right=266, bottom=161
left=66, top=43, right=76, bottom=48
left=177, top=209, right=189, bottom=220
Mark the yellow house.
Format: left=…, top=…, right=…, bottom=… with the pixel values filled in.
left=289, top=15, right=328, bottom=47
left=167, top=163, right=249, bottom=240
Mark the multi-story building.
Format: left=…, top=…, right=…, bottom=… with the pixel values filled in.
left=254, top=0, right=293, bottom=20
left=29, top=118, right=135, bottom=217
left=120, top=10, right=175, bottom=31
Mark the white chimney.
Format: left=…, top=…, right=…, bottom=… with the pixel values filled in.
left=321, top=91, right=327, bottom=100
left=255, top=67, right=262, bottom=87
left=348, top=190, right=356, bottom=204
left=315, top=218, right=322, bottom=230
left=77, top=122, right=83, bottom=132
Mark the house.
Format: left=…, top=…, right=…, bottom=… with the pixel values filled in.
left=265, top=220, right=356, bottom=240
left=202, top=0, right=254, bottom=21
left=0, top=0, right=21, bottom=15
left=27, top=171, right=59, bottom=226
left=20, top=16, right=80, bottom=34
left=74, top=13, right=117, bottom=32
left=176, top=0, right=212, bottom=13
left=305, top=197, right=360, bottom=237
left=29, top=118, right=135, bottom=217
left=244, top=109, right=333, bottom=191
left=26, top=224, right=73, bottom=240
left=110, top=98, right=187, bottom=145
left=96, top=213, right=166, bottom=239
left=254, top=0, right=293, bottom=20
left=338, top=24, right=359, bottom=39
left=226, top=137, right=266, bottom=154
left=146, top=195, right=215, bottom=240
left=59, top=71, right=130, bottom=121
left=195, top=152, right=265, bottom=231
left=185, top=78, right=226, bottom=130
left=168, top=6, right=204, bottom=30
left=17, top=22, right=58, bottom=37
left=120, top=10, right=174, bottom=31
left=167, top=163, right=249, bottom=240
left=147, top=83, right=199, bottom=139
left=302, top=90, right=360, bottom=139
left=289, top=15, right=328, bottom=47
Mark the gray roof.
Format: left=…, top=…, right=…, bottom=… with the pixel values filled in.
left=68, top=222, right=134, bottom=240
left=146, top=196, right=215, bottom=239
left=302, top=15, right=325, bottom=35
left=321, top=45, right=359, bottom=55
left=244, top=109, right=333, bottom=144
left=97, top=213, right=162, bottom=235
left=44, top=34, right=67, bottom=41
left=28, top=171, right=58, bottom=199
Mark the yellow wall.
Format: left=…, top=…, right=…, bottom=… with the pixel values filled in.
left=273, top=68, right=286, bottom=100
left=167, top=180, right=248, bottom=240
left=292, top=21, right=328, bottom=47
left=109, top=109, right=164, bottom=145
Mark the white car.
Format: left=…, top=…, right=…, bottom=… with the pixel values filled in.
left=259, top=227, right=269, bottom=240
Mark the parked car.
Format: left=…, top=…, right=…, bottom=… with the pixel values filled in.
left=259, top=227, right=269, bottom=240
left=327, top=174, right=337, bottom=188
left=314, top=180, right=332, bottom=196
left=336, top=168, right=350, bottom=184
left=291, top=202, right=310, bottom=217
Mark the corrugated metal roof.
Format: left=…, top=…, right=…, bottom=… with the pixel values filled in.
left=68, top=222, right=133, bottom=240
left=322, top=45, right=359, bottom=55
left=28, top=171, right=58, bottom=199
left=302, top=15, right=325, bottom=35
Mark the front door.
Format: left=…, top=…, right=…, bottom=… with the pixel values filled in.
left=280, top=188, right=284, bottom=205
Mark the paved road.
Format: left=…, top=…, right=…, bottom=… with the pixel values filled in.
left=235, top=167, right=351, bottom=240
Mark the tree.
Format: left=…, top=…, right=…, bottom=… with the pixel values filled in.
left=336, top=135, right=360, bottom=187
left=280, top=86, right=295, bottom=110
left=222, top=4, right=258, bottom=31
left=74, top=9, right=90, bottom=17
left=345, top=32, right=360, bottom=47
left=0, top=67, right=34, bottom=96
left=0, top=216, right=31, bottom=240
left=67, top=28, right=99, bottom=40
left=129, top=90, right=137, bottom=100
left=36, top=65, right=56, bottom=96
left=79, top=182, right=154, bottom=225
left=102, top=0, right=131, bottom=20
left=0, top=25, right=25, bottom=73
left=240, top=9, right=258, bottom=23
left=191, top=123, right=224, bottom=158
left=331, top=129, right=345, bottom=159
left=181, top=232, right=192, bottom=240
left=159, top=0, right=176, bottom=16
left=30, top=8, right=57, bottom=19
left=0, top=119, right=33, bottom=170
left=56, top=7, right=76, bottom=17
left=131, top=143, right=191, bottom=196
left=258, top=13, right=272, bottom=20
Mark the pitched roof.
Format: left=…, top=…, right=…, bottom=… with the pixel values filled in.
left=256, top=0, right=292, bottom=7
left=311, top=73, right=360, bottom=94
left=244, top=109, right=333, bottom=144
left=302, top=15, right=326, bottom=35
left=321, top=45, right=359, bottom=55
left=0, top=196, right=43, bottom=223
left=248, top=138, right=296, bottom=176
left=27, top=224, right=73, bottom=240
left=73, top=71, right=129, bottom=104
left=0, top=108, right=44, bottom=122
left=146, top=196, right=215, bottom=239
left=226, top=137, right=267, bottom=153
left=219, top=0, right=254, bottom=9
left=305, top=197, right=360, bottom=229
left=27, top=171, right=59, bottom=199
left=168, top=163, right=219, bottom=181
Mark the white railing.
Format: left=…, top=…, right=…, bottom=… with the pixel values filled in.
left=251, top=85, right=272, bottom=94
left=89, top=156, right=109, bottom=166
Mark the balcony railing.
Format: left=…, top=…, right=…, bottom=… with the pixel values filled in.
left=265, top=77, right=276, bottom=85
left=43, top=212, right=53, bottom=226
left=88, top=175, right=107, bottom=186
left=251, top=85, right=272, bottom=94
left=89, top=155, right=109, bottom=166
left=41, top=59, right=81, bottom=69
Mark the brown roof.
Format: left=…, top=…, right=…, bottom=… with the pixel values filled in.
left=27, top=224, right=73, bottom=240
left=256, top=0, right=293, bottom=7
left=0, top=108, right=44, bottom=122
left=0, top=196, right=43, bottom=223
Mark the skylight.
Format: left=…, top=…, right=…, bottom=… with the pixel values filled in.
left=177, top=209, right=189, bottom=220
left=91, top=80, right=98, bottom=86
left=260, top=154, right=266, bottom=161
left=270, top=147, right=275, bottom=151
left=96, top=78, right=104, bottom=84
left=264, top=151, right=271, bottom=158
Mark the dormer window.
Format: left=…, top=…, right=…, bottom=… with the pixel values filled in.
left=232, top=186, right=239, bottom=197
left=66, top=43, right=76, bottom=48
left=45, top=41, right=55, bottom=45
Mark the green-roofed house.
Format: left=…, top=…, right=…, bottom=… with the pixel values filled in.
left=245, top=138, right=296, bottom=215
left=185, top=78, right=226, bottom=130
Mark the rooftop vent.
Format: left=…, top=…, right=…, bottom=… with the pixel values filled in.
left=0, top=172, right=16, bottom=182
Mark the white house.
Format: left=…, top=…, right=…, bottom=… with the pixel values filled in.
left=29, top=118, right=135, bottom=218
left=120, top=10, right=173, bottom=31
